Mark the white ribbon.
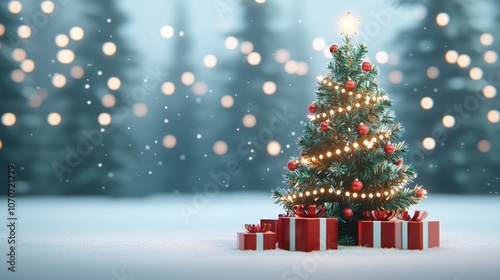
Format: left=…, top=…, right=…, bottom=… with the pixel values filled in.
left=423, top=221, right=428, bottom=250
left=401, top=221, right=408, bottom=249
left=372, top=221, right=381, bottom=248
left=289, top=218, right=296, bottom=251
left=319, top=218, right=326, bottom=250
left=256, top=233, right=263, bottom=251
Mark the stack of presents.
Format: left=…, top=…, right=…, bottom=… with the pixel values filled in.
left=237, top=204, right=439, bottom=252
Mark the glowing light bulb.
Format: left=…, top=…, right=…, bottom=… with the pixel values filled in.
left=376, top=193, right=381, bottom=197
left=353, top=193, right=358, bottom=198
left=329, top=189, right=334, bottom=193
left=306, top=191, right=310, bottom=196
left=299, top=193, right=303, bottom=197
left=336, top=149, right=341, bottom=154
left=320, top=188, right=325, bottom=193
left=361, top=194, right=366, bottom=198
left=345, top=192, right=350, bottom=196
left=313, top=190, right=317, bottom=195
left=369, top=193, right=373, bottom=198
left=336, top=190, right=341, bottom=194
left=327, top=151, right=332, bottom=157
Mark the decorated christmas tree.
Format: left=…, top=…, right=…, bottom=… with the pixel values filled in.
left=273, top=13, right=427, bottom=245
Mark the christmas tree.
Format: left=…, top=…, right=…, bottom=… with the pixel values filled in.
left=273, top=13, right=426, bottom=245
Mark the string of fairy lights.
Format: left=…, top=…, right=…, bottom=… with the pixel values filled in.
left=280, top=186, right=399, bottom=203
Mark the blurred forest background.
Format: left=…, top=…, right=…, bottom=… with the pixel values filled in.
left=0, top=0, right=499, bottom=196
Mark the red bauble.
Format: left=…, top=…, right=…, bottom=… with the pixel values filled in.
left=415, top=188, right=426, bottom=199
left=362, top=61, right=372, bottom=72
left=395, top=158, right=403, bottom=166
left=320, top=121, right=329, bottom=131
left=345, top=80, right=356, bottom=91
left=308, top=103, right=317, bottom=114
left=341, top=208, right=354, bottom=220
left=351, top=179, right=363, bottom=192
left=357, top=124, right=369, bottom=135
left=287, top=160, right=298, bottom=171
left=329, top=44, right=339, bottom=53
left=384, top=143, right=395, bottom=155
left=300, top=151, right=307, bottom=157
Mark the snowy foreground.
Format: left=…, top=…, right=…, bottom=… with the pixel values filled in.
left=1, top=193, right=499, bottom=280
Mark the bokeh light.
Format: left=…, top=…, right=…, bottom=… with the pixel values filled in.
left=274, top=49, right=290, bottom=63
left=422, top=137, right=436, bottom=150
left=376, top=51, right=389, bottom=64
left=477, top=140, right=491, bottom=153
left=181, top=72, right=195, bottom=86
left=242, top=114, right=256, bottom=128
left=21, top=59, right=35, bottom=72
left=47, top=113, right=62, bottom=126
left=267, top=141, right=281, bottom=156
left=255, top=0, right=266, bottom=3
left=57, top=49, right=75, bottom=64
left=284, top=60, right=298, bottom=74
left=221, top=95, right=234, bottom=108
left=71, top=66, right=84, bottom=79
left=442, top=115, right=455, bottom=128
left=102, top=42, right=117, bottom=56
left=55, top=34, right=69, bottom=47
left=1, top=113, right=16, bottom=126
left=162, top=135, right=177, bottom=149
left=482, top=85, right=496, bottom=98
left=17, top=25, right=31, bottom=39
left=0, top=24, right=5, bottom=36
left=247, top=52, right=261, bottom=65
left=203, top=54, right=217, bottom=68
left=436, top=13, right=449, bottom=26
left=41, top=1, right=55, bottom=14
left=420, top=97, right=433, bottom=110
left=102, top=94, right=116, bottom=108
left=29, top=95, right=42, bottom=108
left=480, top=33, right=493, bottom=46
left=457, top=54, right=470, bottom=68
left=161, top=82, right=175, bottom=95
left=0, top=140, right=2, bottom=150
left=107, top=77, right=121, bottom=90
left=262, top=81, right=276, bottom=95
left=426, top=66, right=439, bottom=79
left=469, top=67, right=483, bottom=80
left=296, top=62, right=309, bottom=75
left=98, top=113, right=112, bottom=126
left=8, top=1, right=22, bottom=13
left=192, top=81, right=207, bottom=96
left=160, top=25, right=174, bottom=38
left=225, top=36, right=238, bottom=50
left=389, top=70, right=403, bottom=84
left=312, top=38, right=326, bottom=51
left=240, top=41, right=254, bottom=54
left=487, top=110, right=500, bottom=123
left=213, top=141, right=228, bottom=155
left=445, top=50, right=458, bottom=63
left=483, top=51, right=497, bottom=64
left=52, top=73, right=66, bottom=88
left=11, top=69, right=25, bottom=83
left=69, top=27, right=84, bottom=41
left=12, top=48, right=26, bottom=62
left=133, top=103, right=148, bottom=117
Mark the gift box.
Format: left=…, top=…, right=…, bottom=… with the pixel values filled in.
left=358, top=220, right=402, bottom=248
left=261, top=219, right=281, bottom=244
left=278, top=217, right=338, bottom=252
left=237, top=232, right=276, bottom=250
left=401, top=221, right=440, bottom=250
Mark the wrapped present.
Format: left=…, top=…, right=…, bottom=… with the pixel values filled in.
left=358, top=210, right=401, bottom=248
left=261, top=219, right=281, bottom=244
left=237, top=224, right=276, bottom=250
left=397, top=210, right=440, bottom=250
left=278, top=217, right=338, bottom=252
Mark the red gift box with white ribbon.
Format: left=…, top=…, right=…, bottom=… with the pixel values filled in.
left=237, top=224, right=276, bottom=250
left=358, top=210, right=401, bottom=248
left=278, top=217, right=338, bottom=252
left=397, top=210, right=440, bottom=250
left=260, top=218, right=281, bottom=244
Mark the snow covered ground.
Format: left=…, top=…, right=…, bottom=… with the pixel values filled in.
left=0, top=193, right=499, bottom=280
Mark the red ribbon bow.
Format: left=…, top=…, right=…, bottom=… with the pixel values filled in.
left=396, top=210, right=428, bottom=221
left=292, top=204, right=327, bottom=218
left=244, top=223, right=271, bottom=233
left=363, top=210, right=396, bottom=221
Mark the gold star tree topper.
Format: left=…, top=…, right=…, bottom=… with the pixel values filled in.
left=337, top=12, right=360, bottom=35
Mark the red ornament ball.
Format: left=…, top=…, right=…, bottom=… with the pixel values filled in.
left=345, top=80, right=356, bottom=91
left=329, top=44, right=339, bottom=53
left=308, top=103, right=317, bottom=114
left=287, top=160, right=298, bottom=171
left=415, top=188, right=426, bottom=199
left=351, top=179, right=363, bottom=192
left=357, top=124, right=369, bottom=135
left=384, top=143, right=395, bottom=155
left=320, top=121, right=329, bottom=131
left=341, top=208, right=354, bottom=220
left=362, top=61, right=372, bottom=72
left=395, top=158, right=403, bottom=166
